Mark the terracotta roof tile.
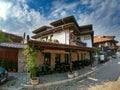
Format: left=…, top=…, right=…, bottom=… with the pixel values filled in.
left=94, top=37, right=112, bottom=43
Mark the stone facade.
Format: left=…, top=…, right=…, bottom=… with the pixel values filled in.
left=35, top=50, right=90, bottom=71
left=18, top=49, right=26, bottom=72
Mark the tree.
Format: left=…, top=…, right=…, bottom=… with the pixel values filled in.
left=0, top=30, right=12, bottom=42
left=24, top=45, right=37, bottom=78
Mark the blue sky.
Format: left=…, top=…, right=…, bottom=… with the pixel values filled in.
left=0, top=0, right=120, bottom=43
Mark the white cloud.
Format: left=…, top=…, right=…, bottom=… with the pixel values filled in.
left=78, top=0, right=120, bottom=43
left=50, top=1, right=79, bottom=18
left=0, top=1, right=12, bottom=20
left=0, top=0, right=51, bottom=37
left=61, top=11, right=67, bottom=17
left=0, top=0, right=120, bottom=43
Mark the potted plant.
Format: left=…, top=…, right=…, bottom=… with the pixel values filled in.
left=12, top=61, right=17, bottom=72
left=0, top=60, right=7, bottom=69
left=7, top=60, right=12, bottom=72
left=24, top=45, right=39, bottom=85
left=30, top=67, right=39, bottom=85
left=48, top=39, right=52, bottom=42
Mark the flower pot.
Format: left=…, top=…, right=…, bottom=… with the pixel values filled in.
left=74, top=71, right=79, bottom=77
left=91, top=66, right=96, bottom=70
left=31, top=77, right=39, bottom=85
left=8, top=68, right=11, bottom=72
left=68, top=72, right=74, bottom=78
left=13, top=69, right=17, bottom=72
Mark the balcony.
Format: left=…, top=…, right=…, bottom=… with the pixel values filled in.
left=70, top=39, right=86, bottom=47
left=108, top=46, right=118, bottom=50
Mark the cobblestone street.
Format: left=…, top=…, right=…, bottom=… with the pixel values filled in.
left=45, top=58, right=120, bottom=90
left=0, top=58, right=120, bottom=90
left=0, top=66, right=92, bottom=90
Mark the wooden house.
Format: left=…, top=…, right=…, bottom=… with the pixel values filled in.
left=94, top=36, right=118, bottom=57
left=0, top=42, right=26, bottom=72
left=0, top=32, right=26, bottom=72
left=29, top=16, right=95, bottom=72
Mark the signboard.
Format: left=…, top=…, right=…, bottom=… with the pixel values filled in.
left=100, top=55, right=104, bottom=61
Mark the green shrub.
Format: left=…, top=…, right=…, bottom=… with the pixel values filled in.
left=12, top=61, right=17, bottom=69
left=6, top=60, right=12, bottom=69
left=0, top=60, right=7, bottom=68
left=24, top=45, right=37, bottom=78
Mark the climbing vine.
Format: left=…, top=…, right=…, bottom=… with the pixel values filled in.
left=24, top=45, right=37, bottom=78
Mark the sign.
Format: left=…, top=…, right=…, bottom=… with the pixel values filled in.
left=100, top=55, right=104, bottom=61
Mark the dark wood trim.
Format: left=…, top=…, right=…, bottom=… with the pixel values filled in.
left=28, top=40, right=95, bottom=52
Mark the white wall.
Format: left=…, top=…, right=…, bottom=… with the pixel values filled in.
left=80, top=35, right=92, bottom=47
left=43, top=31, right=70, bottom=44
left=53, top=31, right=69, bottom=44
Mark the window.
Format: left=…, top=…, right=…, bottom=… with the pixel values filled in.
left=84, top=53, right=86, bottom=60
left=44, top=53, right=51, bottom=65
left=65, top=54, right=69, bottom=64
left=55, top=54, right=61, bottom=64
left=81, top=53, right=83, bottom=60
left=77, top=53, right=79, bottom=61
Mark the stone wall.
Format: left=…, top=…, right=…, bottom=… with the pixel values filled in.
left=33, top=50, right=91, bottom=71
left=18, top=49, right=26, bottom=72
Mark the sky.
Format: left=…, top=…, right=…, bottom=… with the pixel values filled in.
left=0, top=0, right=120, bottom=43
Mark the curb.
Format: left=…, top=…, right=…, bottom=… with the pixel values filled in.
left=23, top=59, right=113, bottom=89
left=23, top=68, right=98, bottom=89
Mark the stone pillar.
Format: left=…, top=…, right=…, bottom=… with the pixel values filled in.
left=51, top=53, right=55, bottom=70
left=36, top=52, right=44, bottom=65
left=18, top=49, right=26, bottom=72
left=61, top=54, right=64, bottom=63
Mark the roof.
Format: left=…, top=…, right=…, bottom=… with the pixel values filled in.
left=102, top=36, right=115, bottom=39
left=4, top=32, right=23, bottom=43
left=32, top=26, right=52, bottom=34
left=31, top=16, right=94, bottom=39
left=0, top=42, right=26, bottom=49
left=79, top=24, right=93, bottom=30
left=32, top=22, right=77, bottom=39
left=50, top=16, right=78, bottom=27
left=94, top=37, right=118, bottom=44
left=76, top=30, right=94, bottom=36
left=28, top=40, right=94, bottom=52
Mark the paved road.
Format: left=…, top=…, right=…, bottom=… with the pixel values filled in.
left=46, top=58, right=120, bottom=90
